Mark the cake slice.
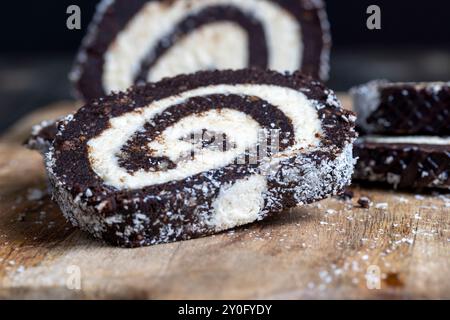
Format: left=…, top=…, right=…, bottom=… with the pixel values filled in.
left=350, top=81, right=450, bottom=135
left=70, top=0, right=331, bottom=100
left=354, top=136, right=450, bottom=190
left=46, top=69, right=356, bottom=247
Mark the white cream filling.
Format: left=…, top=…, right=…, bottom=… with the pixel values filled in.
left=149, top=22, right=248, bottom=83
left=87, top=84, right=321, bottom=189
left=147, top=108, right=260, bottom=176
left=210, top=174, right=267, bottom=231
left=361, top=136, right=450, bottom=145
left=103, top=0, right=302, bottom=92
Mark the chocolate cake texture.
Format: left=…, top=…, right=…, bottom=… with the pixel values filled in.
left=354, top=136, right=450, bottom=190
left=26, top=119, right=63, bottom=154
left=45, top=69, right=356, bottom=247
left=70, top=0, right=331, bottom=100
left=351, top=80, right=450, bottom=136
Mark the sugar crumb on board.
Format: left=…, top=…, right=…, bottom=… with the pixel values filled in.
left=26, top=188, right=47, bottom=201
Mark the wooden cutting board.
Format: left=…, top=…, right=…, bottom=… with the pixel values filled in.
left=0, top=98, right=449, bottom=300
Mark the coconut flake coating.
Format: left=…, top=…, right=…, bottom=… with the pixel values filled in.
left=47, top=69, right=356, bottom=247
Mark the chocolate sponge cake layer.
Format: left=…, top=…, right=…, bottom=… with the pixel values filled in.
left=354, top=136, right=450, bottom=190
left=351, top=81, right=450, bottom=136
left=47, top=69, right=356, bottom=247
left=71, top=0, right=331, bottom=100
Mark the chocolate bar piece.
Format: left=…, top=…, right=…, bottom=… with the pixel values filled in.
left=70, top=0, right=331, bottom=100
left=354, top=136, right=450, bottom=190
left=350, top=81, right=450, bottom=135
left=46, top=69, right=356, bottom=247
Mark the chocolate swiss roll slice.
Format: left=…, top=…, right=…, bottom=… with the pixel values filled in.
left=46, top=69, right=356, bottom=247
left=71, top=0, right=331, bottom=101
left=351, top=80, right=450, bottom=135
left=354, top=136, right=450, bottom=190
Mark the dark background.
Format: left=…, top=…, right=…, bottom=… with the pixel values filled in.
left=0, top=0, right=449, bottom=132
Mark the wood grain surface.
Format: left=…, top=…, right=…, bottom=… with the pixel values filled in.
left=0, top=99, right=448, bottom=300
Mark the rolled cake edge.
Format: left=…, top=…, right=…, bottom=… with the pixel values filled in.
left=46, top=143, right=355, bottom=247
left=68, top=0, right=115, bottom=100
left=315, top=0, right=332, bottom=82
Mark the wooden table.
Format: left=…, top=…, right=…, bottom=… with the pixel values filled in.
left=0, top=100, right=448, bottom=299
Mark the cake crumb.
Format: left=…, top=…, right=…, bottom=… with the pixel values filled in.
left=375, top=202, right=388, bottom=210
left=357, top=197, right=371, bottom=209
left=337, top=188, right=354, bottom=201
left=27, top=188, right=46, bottom=201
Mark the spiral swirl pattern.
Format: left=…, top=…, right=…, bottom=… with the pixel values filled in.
left=47, top=70, right=355, bottom=247
left=71, top=0, right=330, bottom=100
